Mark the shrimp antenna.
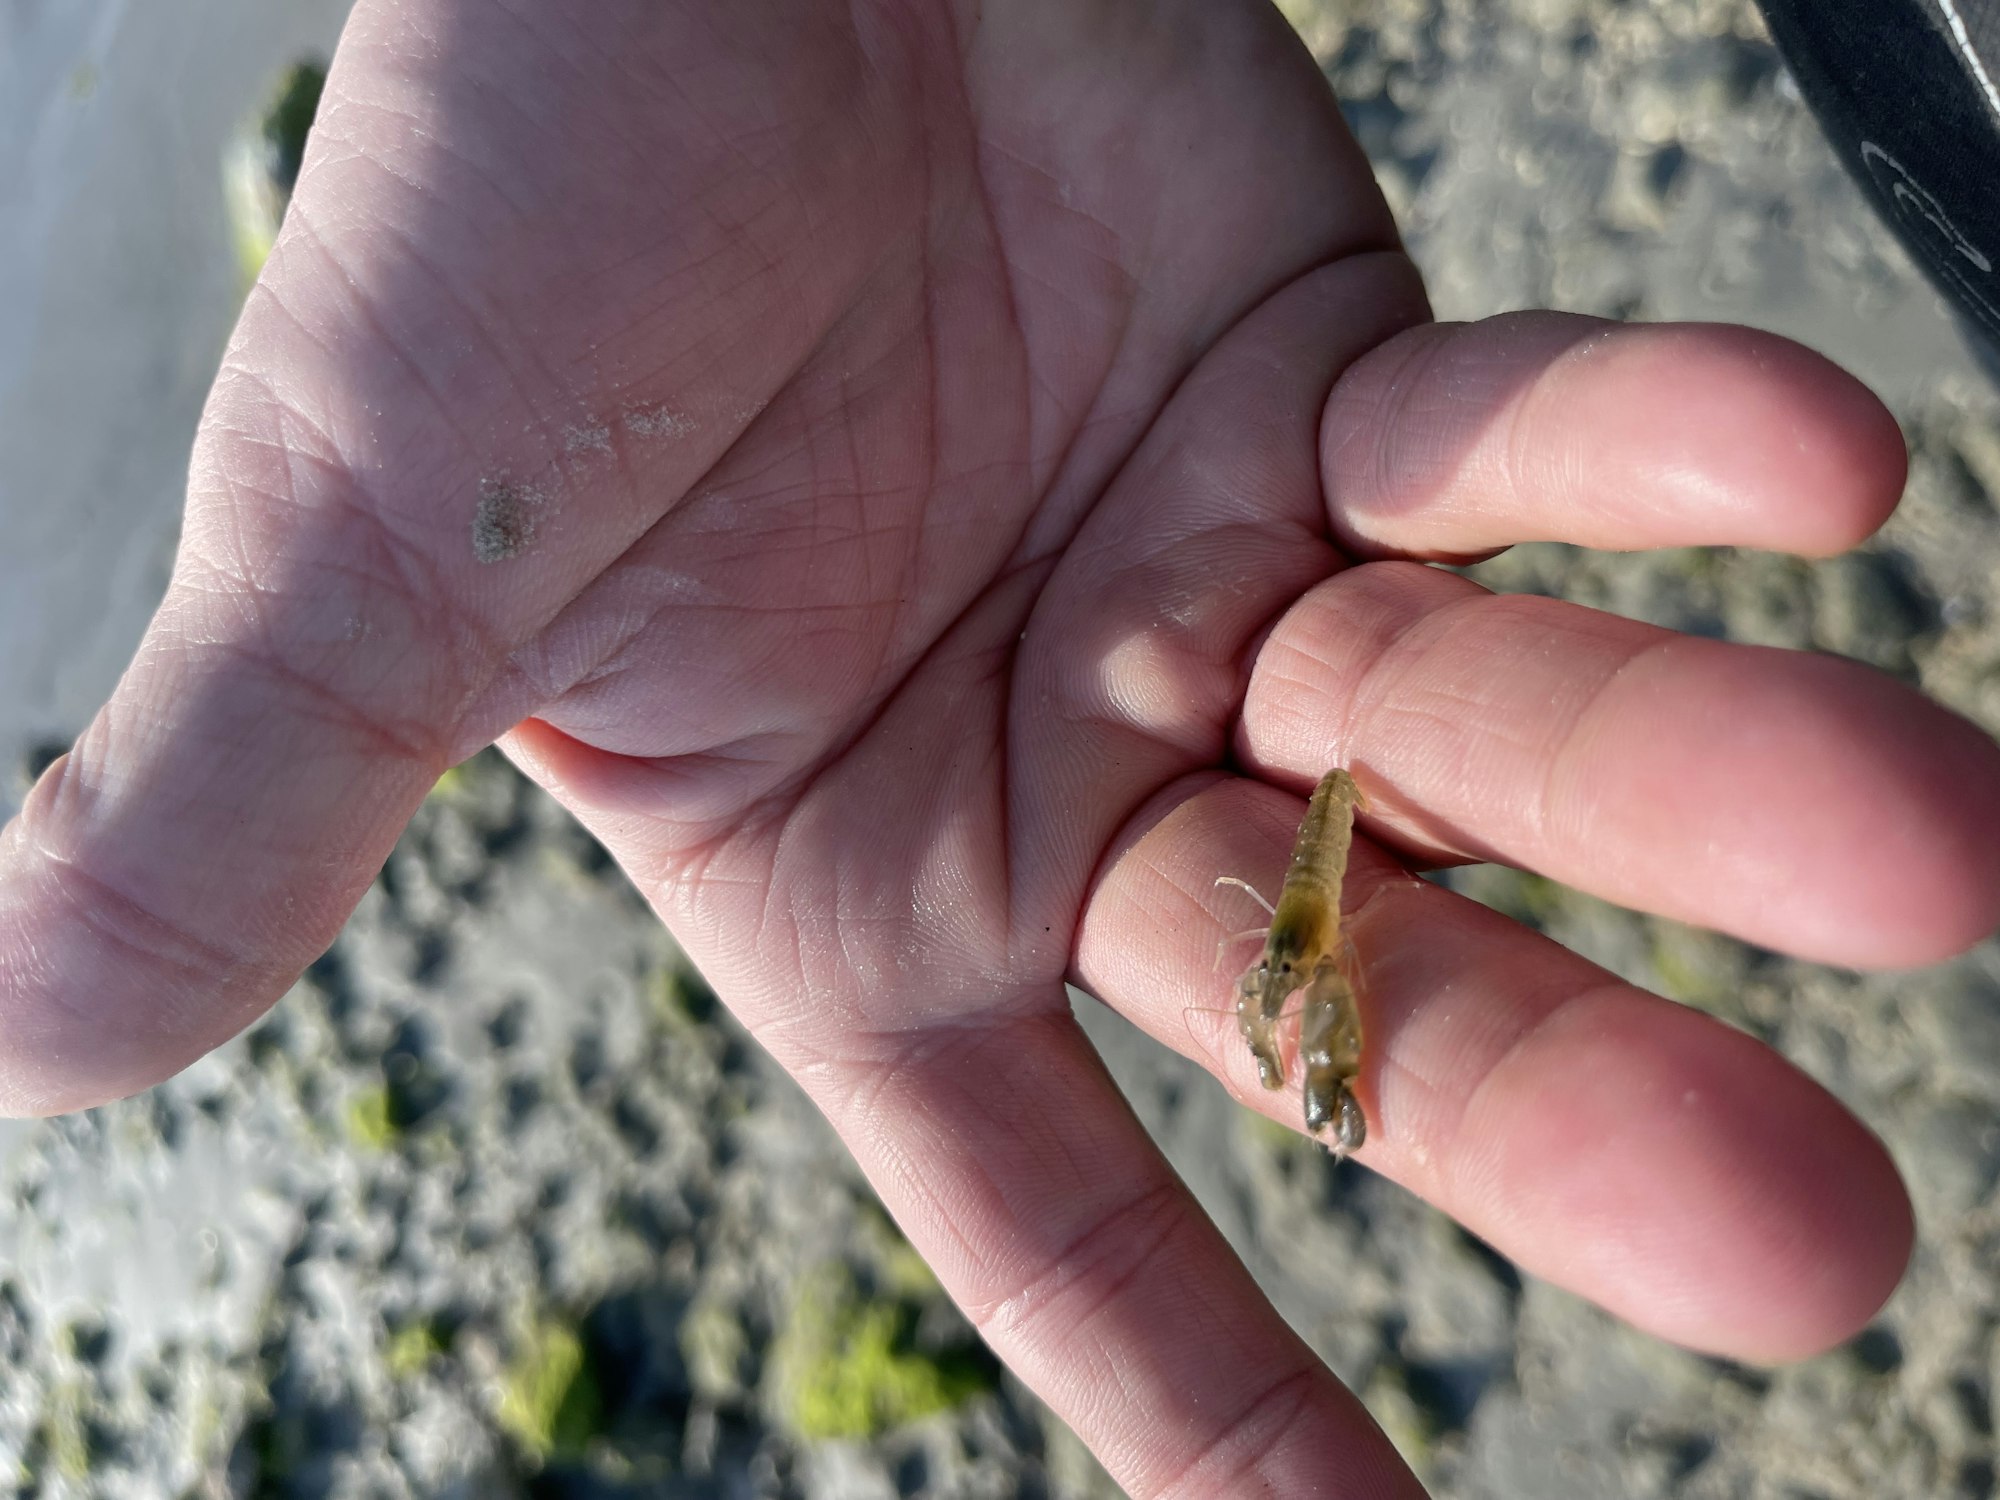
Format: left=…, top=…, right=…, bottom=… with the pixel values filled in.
left=1214, top=875, right=1275, bottom=916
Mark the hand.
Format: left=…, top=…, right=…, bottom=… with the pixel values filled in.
left=5, top=2, right=1996, bottom=1493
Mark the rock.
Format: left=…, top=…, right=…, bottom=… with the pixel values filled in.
left=1813, top=551, right=1938, bottom=677
left=1894, top=1097, right=2000, bottom=1224
left=1907, top=968, right=2000, bottom=1104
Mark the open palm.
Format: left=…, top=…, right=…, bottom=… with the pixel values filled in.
left=6, top=1, right=1999, bottom=1493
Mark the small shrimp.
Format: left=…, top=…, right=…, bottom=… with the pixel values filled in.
left=1216, top=768, right=1367, bottom=1157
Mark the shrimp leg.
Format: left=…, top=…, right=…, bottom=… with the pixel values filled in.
left=1298, top=956, right=1365, bottom=1156
left=1214, top=928, right=1270, bottom=970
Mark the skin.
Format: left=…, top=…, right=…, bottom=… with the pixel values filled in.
left=4, top=1, right=1999, bottom=1493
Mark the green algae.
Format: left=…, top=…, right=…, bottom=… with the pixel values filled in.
left=384, top=1320, right=445, bottom=1381
left=770, top=1264, right=991, bottom=1440
left=495, top=1316, right=603, bottom=1464
left=343, top=1085, right=399, bottom=1152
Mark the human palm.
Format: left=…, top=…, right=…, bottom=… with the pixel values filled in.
left=6, top=1, right=1999, bottom=1494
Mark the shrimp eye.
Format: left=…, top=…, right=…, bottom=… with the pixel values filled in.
left=1279, top=960, right=1292, bottom=974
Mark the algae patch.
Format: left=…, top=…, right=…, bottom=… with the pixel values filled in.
left=222, top=59, right=326, bottom=284
left=384, top=1320, right=445, bottom=1381
left=768, top=1264, right=992, bottom=1441
left=494, top=1316, right=602, bottom=1463
left=344, top=1085, right=399, bottom=1152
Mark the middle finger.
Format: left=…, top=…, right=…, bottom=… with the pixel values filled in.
left=1237, top=560, right=2000, bottom=969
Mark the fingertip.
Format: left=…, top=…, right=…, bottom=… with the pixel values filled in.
left=1463, top=989, right=1912, bottom=1363
left=1850, top=692, right=2000, bottom=967
left=1324, top=316, right=1910, bottom=557
left=0, top=764, right=280, bottom=1116
left=1571, top=323, right=1908, bottom=558
left=0, top=672, right=437, bottom=1114
left=0, top=838, right=184, bottom=1117
left=1585, top=643, right=2000, bottom=972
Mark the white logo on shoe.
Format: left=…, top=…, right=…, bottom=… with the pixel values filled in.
left=1860, top=139, right=2000, bottom=331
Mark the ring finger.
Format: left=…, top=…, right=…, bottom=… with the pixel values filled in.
left=1074, top=772, right=1914, bottom=1364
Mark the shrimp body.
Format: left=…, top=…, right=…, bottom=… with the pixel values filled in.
left=1227, top=768, right=1367, bottom=1156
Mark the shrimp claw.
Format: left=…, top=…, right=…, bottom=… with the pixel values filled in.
left=1298, top=959, right=1365, bottom=1157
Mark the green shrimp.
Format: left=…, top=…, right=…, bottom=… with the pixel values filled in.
left=1217, top=768, right=1367, bottom=1157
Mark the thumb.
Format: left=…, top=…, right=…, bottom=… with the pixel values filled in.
left=0, top=499, right=455, bottom=1113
